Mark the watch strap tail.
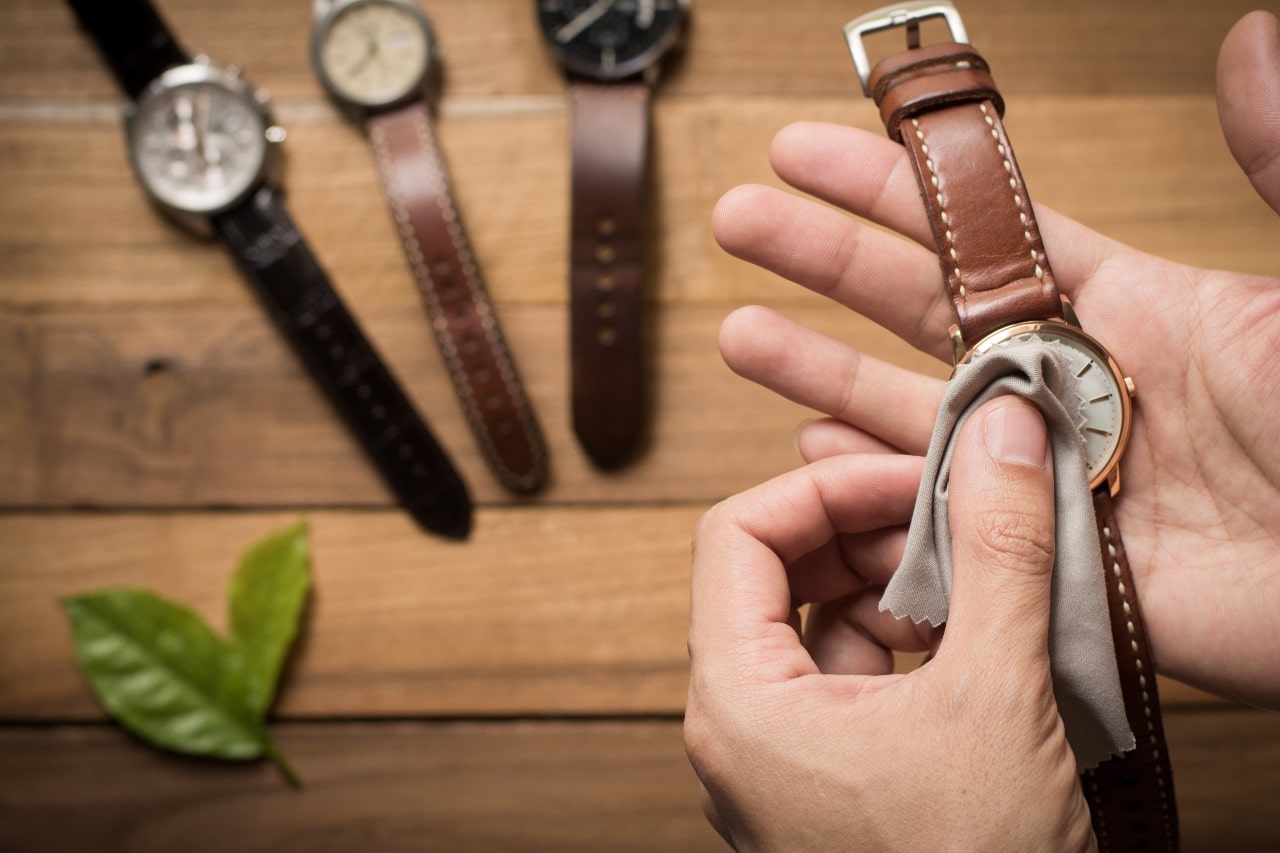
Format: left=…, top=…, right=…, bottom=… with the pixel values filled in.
left=367, top=102, right=549, bottom=494
left=568, top=81, right=651, bottom=469
left=212, top=185, right=473, bottom=539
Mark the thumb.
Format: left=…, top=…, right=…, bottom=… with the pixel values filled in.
left=1217, top=11, right=1280, bottom=215
left=942, top=397, right=1055, bottom=672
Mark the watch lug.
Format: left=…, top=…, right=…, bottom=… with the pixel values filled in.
left=948, top=323, right=966, bottom=365
left=1106, top=466, right=1121, bottom=498
left=1060, top=295, right=1081, bottom=328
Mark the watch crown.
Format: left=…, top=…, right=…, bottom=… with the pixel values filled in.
left=1124, top=376, right=1136, bottom=398
left=254, top=89, right=271, bottom=105
left=265, top=126, right=287, bottom=144
left=226, top=65, right=242, bottom=80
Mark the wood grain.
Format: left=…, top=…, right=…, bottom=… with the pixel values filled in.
left=3, top=0, right=1278, bottom=845
left=0, top=511, right=1224, bottom=721
left=2, top=712, right=1278, bottom=852
left=2, top=97, right=1276, bottom=310
left=0, top=0, right=1263, bottom=101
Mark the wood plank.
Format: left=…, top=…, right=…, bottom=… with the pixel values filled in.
left=0, top=304, right=939, bottom=508
left=2, top=97, right=1276, bottom=310
left=0, top=511, right=1224, bottom=721
left=1, top=711, right=1277, bottom=852
left=0, top=0, right=1260, bottom=101
left=0, top=509, right=699, bottom=719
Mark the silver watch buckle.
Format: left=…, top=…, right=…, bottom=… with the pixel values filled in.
left=843, top=1, right=969, bottom=96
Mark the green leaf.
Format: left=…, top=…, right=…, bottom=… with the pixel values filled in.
left=228, top=519, right=312, bottom=716
left=62, top=589, right=267, bottom=760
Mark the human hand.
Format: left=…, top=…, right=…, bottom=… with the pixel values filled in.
left=711, top=12, right=1280, bottom=710
left=686, top=397, right=1095, bottom=851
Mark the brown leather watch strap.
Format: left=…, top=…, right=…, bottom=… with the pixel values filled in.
left=567, top=80, right=650, bottom=469
left=865, top=28, right=1178, bottom=852
left=868, top=42, right=1061, bottom=344
left=1085, top=488, right=1179, bottom=851
left=367, top=102, right=548, bottom=494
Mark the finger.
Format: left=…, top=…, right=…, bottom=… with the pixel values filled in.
left=712, top=183, right=955, bottom=358
left=720, top=306, right=945, bottom=454
left=805, top=588, right=934, bottom=677
left=1217, top=11, right=1280, bottom=214
left=796, top=418, right=900, bottom=462
left=788, top=524, right=913, bottom=604
left=688, top=454, right=923, bottom=683
left=940, top=397, right=1056, bottom=674
left=769, top=121, right=1119, bottom=302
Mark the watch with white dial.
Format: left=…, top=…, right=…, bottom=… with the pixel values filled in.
left=846, top=3, right=1177, bottom=849
left=311, top=0, right=549, bottom=495
left=66, top=0, right=474, bottom=539
left=536, top=0, right=690, bottom=469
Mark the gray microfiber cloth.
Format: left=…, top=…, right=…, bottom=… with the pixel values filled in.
left=881, top=335, right=1133, bottom=770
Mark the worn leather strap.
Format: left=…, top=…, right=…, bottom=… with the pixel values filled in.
left=66, top=0, right=190, bottom=99
left=213, top=186, right=473, bottom=539
left=869, top=42, right=1061, bottom=344
left=568, top=80, right=650, bottom=469
left=367, top=102, right=548, bottom=494
left=868, top=37, right=1178, bottom=851
left=1085, top=488, right=1179, bottom=851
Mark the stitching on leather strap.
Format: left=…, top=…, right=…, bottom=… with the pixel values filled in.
left=1102, top=521, right=1174, bottom=848
left=910, top=117, right=964, bottom=298
left=979, top=103, right=1043, bottom=283
left=371, top=114, right=543, bottom=489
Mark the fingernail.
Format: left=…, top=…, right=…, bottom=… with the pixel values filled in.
left=792, top=419, right=814, bottom=456
left=984, top=402, right=1047, bottom=467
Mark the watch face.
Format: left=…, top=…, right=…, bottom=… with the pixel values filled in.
left=315, top=0, right=432, bottom=108
left=537, top=0, right=687, bottom=81
left=127, top=65, right=271, bottom=215
left=966, top=323, right=1133, bottom=490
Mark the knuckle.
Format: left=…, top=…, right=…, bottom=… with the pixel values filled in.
left=969, top=504, right=1055, bottom=575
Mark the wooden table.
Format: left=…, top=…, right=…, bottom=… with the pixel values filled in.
left=3, top=1, right=1278, bottom=849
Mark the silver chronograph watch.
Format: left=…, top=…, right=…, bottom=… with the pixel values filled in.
left=66, top=0, right=475, bottom=539
left=310, top=0, right=550, bottom=495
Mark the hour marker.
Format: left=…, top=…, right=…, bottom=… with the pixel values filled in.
left=1076, top=362, right=1093, bottom=378
left=1089, top=394, right=1112, bottom=404
left=1086, top=427, right=1112, bottom=437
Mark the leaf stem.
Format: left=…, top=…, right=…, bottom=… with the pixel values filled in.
left=265, top=739, right=301, bottom=789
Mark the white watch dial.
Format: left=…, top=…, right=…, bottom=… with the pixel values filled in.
left=319, top=0, right=429, bottom=107
left=130, top=76, right=267, bottom=214
left=969, top=323, right=1133, bottom=488
left=1035, top=329, right=1127, bottom=483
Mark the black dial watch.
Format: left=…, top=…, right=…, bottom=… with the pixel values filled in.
left=536, top=0, right=689, bottom=469
left=66, top=0, right=474, bottom=539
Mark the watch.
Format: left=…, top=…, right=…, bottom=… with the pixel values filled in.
left=311, top=0, right=550, bottom=495
left=845, top=3, right=1177, bottom=850
left=66, top=0, right=473, bottom=539
left=535, top=0, right=690, bottom=469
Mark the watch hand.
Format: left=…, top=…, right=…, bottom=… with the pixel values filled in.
left=636, top=0, right=655, bottom=29
left=556, top=0, right=615, bottom=44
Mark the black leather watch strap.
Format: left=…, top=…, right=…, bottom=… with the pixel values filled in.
left=65, top=0, right=190, bottom=99
left=212, top=186, right=473, bottom=539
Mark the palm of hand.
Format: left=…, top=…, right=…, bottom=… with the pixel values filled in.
left=1088, top=254, right=1280, bottom=705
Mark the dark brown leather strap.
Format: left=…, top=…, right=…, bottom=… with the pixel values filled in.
left=869, top=42, right=1061, bottom=344
left=568, top=80, right=650, bottom=469
left=1085, top=489, right=1179, bottom=851
left=367, top=102, right=548, bottom=494
left=867, top=36, right=1178, bottom=851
